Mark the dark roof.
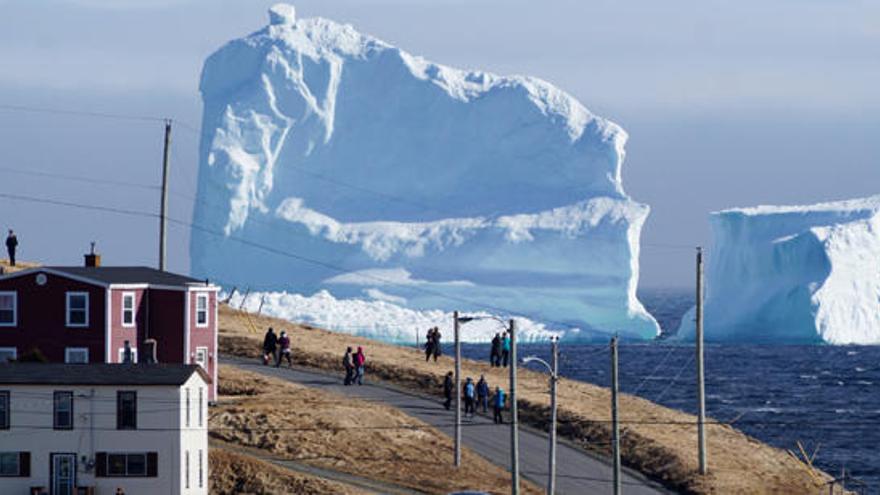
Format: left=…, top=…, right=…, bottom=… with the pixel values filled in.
left=45, top=266, right=209, bottom=287
left=0, top=363, right=209, bottom=386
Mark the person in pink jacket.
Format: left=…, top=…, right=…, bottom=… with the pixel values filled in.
left=353, top=346, right=366, bottom=385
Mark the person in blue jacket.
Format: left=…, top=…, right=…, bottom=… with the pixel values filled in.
left=501, top=332, right=511, bottom=367
left=492, top=386, right=506, bottom=424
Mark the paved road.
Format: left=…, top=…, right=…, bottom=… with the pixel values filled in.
left=224, top=355, right=669, bottom=495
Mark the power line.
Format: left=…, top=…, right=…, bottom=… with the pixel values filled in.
left=0, top=103, right=165, bottom=123
left=0, top=165, right=160, bottom=192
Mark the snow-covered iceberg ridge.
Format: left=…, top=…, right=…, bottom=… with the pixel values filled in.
left=229, top=290, right=574, bottom=344
left=192, top=4, right=659, bottom=340
left=677, top=195, right=880, bottom=344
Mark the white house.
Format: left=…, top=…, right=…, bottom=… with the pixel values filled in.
left=0, top=363, right=209, bottom=495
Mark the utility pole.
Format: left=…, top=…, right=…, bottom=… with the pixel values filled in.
left=158, top=119, right=172, bottom=271
left=454, top=311, right=462, bottom=468
left=549, top=336, right=558, bottom=495
left=696, top=247, right=708, bottom=475
left=611, top=336, right=621, bottom=495
left=509, top=318, right=520, bottom=495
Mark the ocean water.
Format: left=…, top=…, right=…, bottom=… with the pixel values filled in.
left=458, top=289, right=879, bottom=491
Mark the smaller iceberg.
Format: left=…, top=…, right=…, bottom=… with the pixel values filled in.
left=677, top=195, right=880, bottom=344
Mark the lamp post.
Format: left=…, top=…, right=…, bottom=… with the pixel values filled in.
left=457, top=314, right=519, bottom=495
left=523, top=336, right=559, bottom=495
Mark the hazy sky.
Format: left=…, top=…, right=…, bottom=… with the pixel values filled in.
left=0, top=0, right=877, bottom=287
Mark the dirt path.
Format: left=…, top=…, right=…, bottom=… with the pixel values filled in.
left=224, top=355, right=668, bottom=495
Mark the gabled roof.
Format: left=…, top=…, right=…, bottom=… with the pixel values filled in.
left=46, top=266, right=206, bottom=287
left=0, top=363, right=209, bottom=386
left=0, top=266, right=215, bottom=289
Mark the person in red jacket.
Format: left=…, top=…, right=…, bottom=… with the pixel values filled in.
left=353, top=346, right=366, bottom=385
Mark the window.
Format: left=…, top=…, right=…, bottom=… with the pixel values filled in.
left=53, top=391, right=73, bottom=430
left=117, top=391, right=137, bottom=430
left=198, top=387, right=204, bottom=427
left=0, top=292, right=16, bottom=327
left=184, top=450, right=190, bottom=489
left=0, top=452, right=28, bottom=477
left=194, top=347, right=208, bottom=371
left=95, top=452, right=156, bottom=478
left=64, top=347, right=89, bottom=364
left=0, top=391, right=8, bottom=429
left=185, top=388, right=191, bottom=428
left=107, top=454, right=146, bottom=476
left=122, top=292, right=135, bottom=327
left=118, top=347, right=138, bottom=364
left=198, top=449, right=203, bottom=488
left=195, top=293, right=208, bottom=327
left=0, top=348, right=15, bottom=363
left=65, top=292, right=89, bottom=327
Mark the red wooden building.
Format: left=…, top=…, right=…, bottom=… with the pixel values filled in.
left=0, top=261, right=219, bottom=400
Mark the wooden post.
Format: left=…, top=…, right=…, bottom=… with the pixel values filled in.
left=510, top=318, right=520, bottom=495
left=696, top=247, right=708, bottom=475
left=611, top=336, right=621, bottom=495
left=158, top=119, right=171, bottom=271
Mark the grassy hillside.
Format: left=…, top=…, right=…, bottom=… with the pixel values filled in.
left=220, top=305, right=834, bottom=494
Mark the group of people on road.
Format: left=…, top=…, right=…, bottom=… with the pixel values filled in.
left=443, top=372, right=507, bottom=424
left=489, top=332, right=511, bottom=367
left=262, top=327, right=369, bottom=386
left=4, top=230, right=18, bottom=267
left=342, top=346, right=367, bottom=386
left=424, top=327, right=442, bottom=362
left=262, top=327, right=293, bottom=368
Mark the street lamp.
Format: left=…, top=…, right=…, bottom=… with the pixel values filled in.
left=523, top=336, right=559, bottom=495
left=457, top=313, right=520, bottom=495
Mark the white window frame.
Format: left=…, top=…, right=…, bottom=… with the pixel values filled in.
left=195, top=293, right=209, bottom=328
left=121, top=292, right=136, bottom=328
left=118, top=347, right=138, bottom=364
left=0, top=292, right=17, bottom=327
left=0, top=347, right=16, bottom=363
left=65, top=292, right=90, bottom=328
left=64, top=347, right=89, bottom=364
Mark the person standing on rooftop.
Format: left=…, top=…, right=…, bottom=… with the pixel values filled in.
left=5, top=230, right=17, bottom=267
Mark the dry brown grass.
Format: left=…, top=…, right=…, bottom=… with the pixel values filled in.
left=220, top=305, right=835, bottom=494
left=212, top=365, right=542, bottom=495
left=0, top=260, right=39, bottom=275
left=210, top=448, right=367, bottom=494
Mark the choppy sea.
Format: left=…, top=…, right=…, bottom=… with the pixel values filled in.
left=457, top=288, right=879, bottom=492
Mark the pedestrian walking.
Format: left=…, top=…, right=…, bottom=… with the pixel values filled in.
left=493, top=386, right=506, bottom=424
left=490, top=333, right=502, bottom=367
left=262, top=327, right=278, bottom=365
left=432, top=327, right=442, bottom=361
left=342, top=347, right=354, bottom=385
left=443, top=371, right=454, bottom=410
left=424, top=328, right=435, bottom=362
left=353, top=346, right=366, bottom=385
left=501, top=332, right=511, bottom=367
left=464, top=377, right=476, bottom=417
left=5, top=230, right=17, bottom=267
left=276, top=331, right=292, bottom=367
left=476, top=375, right=489, bottom=413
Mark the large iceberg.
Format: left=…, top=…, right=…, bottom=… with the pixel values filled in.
left=677, top=195, right=880, bottom=344
left=191, top=4, right=659, bottom=341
